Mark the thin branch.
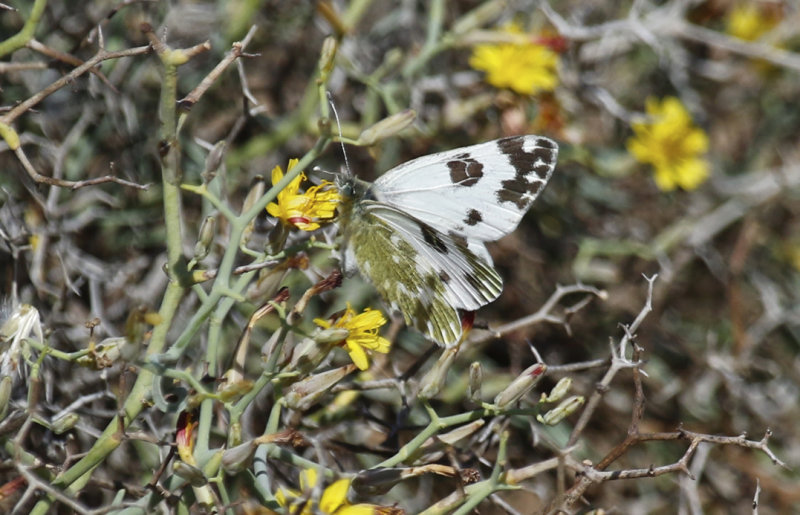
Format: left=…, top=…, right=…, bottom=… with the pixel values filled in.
left=0, top=45, right=151, bottom=125
left=473, top=283, right=607, bottom=344
left=178, top=25, right=259, bottom=109
left=567, top=275, right=656, bottom=447
left=671, top=20, right=800, bottom=72
left=14, top=145, right=149, bottom=190
left=26, top=39, right=116, bottom=91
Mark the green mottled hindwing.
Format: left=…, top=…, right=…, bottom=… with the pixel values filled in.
left=336, top=135, right=558, bottom=346
left=339, top=184, right=502, bottom=345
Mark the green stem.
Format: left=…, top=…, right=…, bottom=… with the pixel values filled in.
left=402, top=0, right=448, bottom=78
left=0, top=0, right=47, bottom=58
left=29, top=37, right=189, bottom=515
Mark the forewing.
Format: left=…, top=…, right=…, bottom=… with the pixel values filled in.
left=372, top=135, right=558, bottom=241
left=347, top=202, right=502, bottom=346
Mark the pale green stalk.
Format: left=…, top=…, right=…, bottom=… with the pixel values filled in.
left=0, top=0, right=47, bottom=57
left=29, top=39, right=191, bottom=515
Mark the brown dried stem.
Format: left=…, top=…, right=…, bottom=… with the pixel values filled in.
left=178, top=25, right=259, bottom=110
left=473, top=283, right=607, bottom=344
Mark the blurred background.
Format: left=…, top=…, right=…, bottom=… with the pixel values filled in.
left=1, top=1, right=799, bottom=513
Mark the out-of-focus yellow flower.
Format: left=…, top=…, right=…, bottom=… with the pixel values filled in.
left=469, top=23, right=559, bottom=95
left=276, top=468, right=382, bottom=514
left=314, top=305, right=391, bottom=371
left=726, top=4, right=778, bottom=41
left=627, top=97, right=710, bottom=192
left=267, top=158, right=340, bottom=231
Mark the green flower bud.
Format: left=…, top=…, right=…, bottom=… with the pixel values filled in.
left=241, top=176, right=265, bottom=246
left=418, top=347, right=459, bottom=400
left=193, top=215, right=216, bottom=261
left=285, top=364, right=356, bottom=411
left=221, top=441, right=257, bottom=474
left=540, top=377, right=572, bottom=403
left=452, top=0, right=509, bottom=35
left=357, top=109, right=416, bottom=146
left=468, top=361, right=482, bottom=402
left=202, top=140, right=227, bottom=183
left=494, top=363, right=547, bottom=408
left=537, top=395, right=585, bottom=425
left=172, top=461, right=208, bottom=487
left=428, top=420, right=485, bottom=448
left=0, top=376, right=12, bottom=420
left=52, top=412, right=80, bottom=434
left=318, top=36, right=338, bottom=78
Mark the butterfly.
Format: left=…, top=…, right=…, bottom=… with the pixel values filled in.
left=336, top=135, right=559, bottom=347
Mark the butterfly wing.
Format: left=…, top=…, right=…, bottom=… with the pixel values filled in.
left=344, top=201, right=502, bottom=346
left=372, top=135, right=558, bottom=242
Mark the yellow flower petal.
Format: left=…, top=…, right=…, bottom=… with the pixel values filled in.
left=315, top=305, right=391, bottom=370
left=299, top=468, right=318, bottom=491
left=727, top=4, right=777, bottom=41
left=319, top=478, right=350, bottom=512
left=626, top=96, right=710, bottom=192
left=337, top=505, right=378, bottom=515
left=266, top=159, right=340, bottom=231
left=346, top=341, right=370, bottom=370
left=469, top=23, right=559, bottom=95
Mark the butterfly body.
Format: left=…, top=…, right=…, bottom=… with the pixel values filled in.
left=337, top=135, right=558, bottom=347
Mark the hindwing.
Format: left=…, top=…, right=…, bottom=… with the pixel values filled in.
left=345, top=202, right=502, bottom=346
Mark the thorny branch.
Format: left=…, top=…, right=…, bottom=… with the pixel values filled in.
left=473, top=283, right=607, bottom=344
left=1, top=44, right=152, bottom=191
left=538, top=276, right=787, bottom=514
left=566, top=274, right=656, bottom=447
left=178, top=25, right=259, bottom=109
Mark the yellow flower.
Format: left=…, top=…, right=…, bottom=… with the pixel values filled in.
left=275, top=468, right=379, bottom=515
left=266, top=158, right=340, bottom=231
left=314, top=305, right=391, bottom=371
left=626, top=97, right=710, bottom=192
left=726, top=4, right=777, bottom=41
left=469, top=23, right=559, bottom=95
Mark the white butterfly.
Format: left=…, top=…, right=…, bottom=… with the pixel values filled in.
left=337, top=135, right=559, bottom=347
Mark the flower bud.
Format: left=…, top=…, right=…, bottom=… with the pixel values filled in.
left=172, top=461, right=207, bottom=487
left=353, top=464, right=460, bottom=496
left=418, top=347, right=459, bottom=400
left=216, top=376, right=253, bottom=403
left=193, top=215, right=216, bottom=261
left=537, top=395, right=585, bottom=425
left=468, top=361, right=482, bottom=402
left=288, top=336, right=333, bottom=373
left=221, top=440, right=257, bottom=474
left=202, top=140, right=227, bottom=183
left=285, top=364, right=356, bottom=411
left=494, top=363, right=547, bottom=408
left=241, top=176, right=265, bottom=245
left=540, top=377, right=572, bottom=403
left=0, top=376, right=12, bottom=420
left=265, top=219, right=289, bottom=255
left=351, top=467, right=404, bottom=496
left=242, top=175, right=265, bottom=214
left=318, top=36, right=338, bottom=79
left=357, top=109, right=416, bottom=146
left=451, top=0, right=508, bottom=35
left=423, top=420, right=485, bottom=450
left=51, top=412, right=80, bottom=434
left=314, top=327, right=350, bottom=345
left=1, top=303, right=43, bottom=377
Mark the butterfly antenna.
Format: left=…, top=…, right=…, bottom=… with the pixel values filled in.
left=327, top=90, right=352, bottom=177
